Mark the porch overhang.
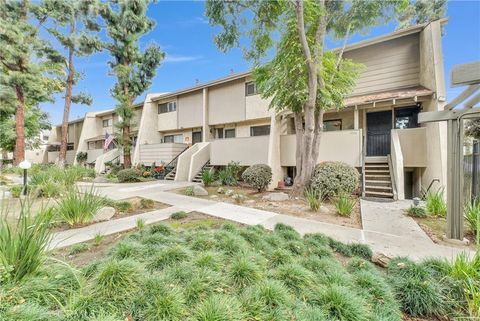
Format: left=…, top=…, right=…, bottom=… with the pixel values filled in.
left=85, top=135, right=105, bottom=142
left=344, top=86, right=434, bottom=108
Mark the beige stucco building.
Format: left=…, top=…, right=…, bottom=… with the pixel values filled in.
left=45, top=19, right=447, bottom=200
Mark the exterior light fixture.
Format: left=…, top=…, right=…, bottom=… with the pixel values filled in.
left=18, top=159, right=31, bottom=196
left=412, top=197, right=421, bottom=207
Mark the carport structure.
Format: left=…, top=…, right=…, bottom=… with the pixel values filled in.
left=419, top=61, right=480, bottom=240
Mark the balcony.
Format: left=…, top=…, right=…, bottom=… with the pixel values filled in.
left=280, top=129, right=363, bottom=167
left=138, top=142, right=187, bottom=165
left=394, top=127, right=427, bottom=167
left=47, top=150, right=76, bottom=164
left=157, top=112, right=177, bottom=131
left=210, top=136, right=269, bottom=166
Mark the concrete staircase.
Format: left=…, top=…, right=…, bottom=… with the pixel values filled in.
left=165, top=167, right=176, bottom=181
left=364, top=157, right=394, bottom=199
left=192, top=162, right=213, bottom=183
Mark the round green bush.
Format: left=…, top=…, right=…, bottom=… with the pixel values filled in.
left=242, top=164, right=272, bottom=192
left=311, top=161, right=359, bottom=198
left=117, top=168, right=142, bottom=183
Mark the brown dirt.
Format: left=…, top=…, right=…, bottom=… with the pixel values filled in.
left=172, top=184, right=362, bottom=229
left=411, top=215, right=477, bottom=250
left=50, top=212, right=236, bottom=267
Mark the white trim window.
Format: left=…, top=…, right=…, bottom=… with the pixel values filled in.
left=163, top=134, right=183, bottom=143
left=250, top=125, right=270, bottom=136
left=158, top=101, right=177, bottom=114
left=102, top=118, right=113, bottom=127
left=245, top=82, right=257, bottom=96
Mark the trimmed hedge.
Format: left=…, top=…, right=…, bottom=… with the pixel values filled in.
left=311, top=161, right=359, bottom=198
left=117, top=168, right=143, bottom=183
left=242, top=164, right=272, bottom=192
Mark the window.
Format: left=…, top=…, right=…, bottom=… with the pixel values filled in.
left=250, top=125, right=270, bottom=136
left=245, top=82, right=257, bottom=96
left=163, top=134, right=183, bottom=143
left=158, top=101, right=177, bottom=114
left=67, top=142, right=74, bottom=151
left=216, top=128, right=224, bottom=139
left=395, top=106, right=420, bottom=129
left=47, top=145, right=60, bottom=152
left=88, top=141, right=104, bottom=150
left=102, top=119, right=112, bottom=127
left=323, top=119, right=342, bottom=132
left=225, top=128, right=236, bottom=138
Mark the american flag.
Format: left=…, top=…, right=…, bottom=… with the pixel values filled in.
left=104, top=132, right=114, bottom=150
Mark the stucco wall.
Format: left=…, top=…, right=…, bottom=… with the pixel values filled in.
left=280, top=130, right=362, bottom=167
left=396, top=128, right=427, bottom=167
left=178, top=90, right=203, bottom=128
left=133, top=94, right=163, bottom=164
left=210, top=136, right=269, bottom=166
left=245, top=94, right=271, bottom=120
left=138, top=143, right=187, bottom=165
left=158, top=111, right=178, bottom=131
left=208, top=78, right=246, bottom=125
left=345, top=33, right=420, bottom=95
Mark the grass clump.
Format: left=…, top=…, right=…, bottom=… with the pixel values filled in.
left=464, top=200, right=480, bottom=243
left=201, top=169, right=215, bottom=187
left=139, top=198, right=155, bottom=209
left=332, top=192, right=356, bottom=217
left=304, top=187, right=323, bottom=212
left=425, top=188, right=447, bottom=217
left=194, top=295, right=245, bottom=321
left=0, top=201, right=53, bottom=282
left=136, top=218, right=145, bottom=230
left=170, top=211, right=188, bottom=220
left=69, top=243, right=90, bottom=255
left=185, top=186, right=194, bottom=196
left=55, top=188, right=106, bottom=226
left=406, top=205, right=427, bottom=218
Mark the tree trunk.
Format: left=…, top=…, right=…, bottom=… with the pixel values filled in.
left=59, top=23, right=76, bottom=169
left=122, top=124, right=131, bottom=168
left=14, top=85, right=25, bottom=165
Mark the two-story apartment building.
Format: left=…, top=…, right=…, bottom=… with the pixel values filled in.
left=45, top=19, right=447, bottom=200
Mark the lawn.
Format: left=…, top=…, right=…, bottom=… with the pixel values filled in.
left=1, top=213, right=476, bottom=321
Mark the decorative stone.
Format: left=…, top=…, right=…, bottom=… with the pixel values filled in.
left=262, top=192, right=289, bottom=202
left=93, top=206, right=116, bottom=222
left=225, top=189, right=234, bottom=196
left=217, top=187, right=225, bottom=194
left=94, top=176, right=110, bottom=183
left=210, top=195, right=218, bottom=199
left=193, top=185, right=209, bottom=196
left=319, top=206, right=331, bottom=215
left=245, top=199, right=255, bottom=204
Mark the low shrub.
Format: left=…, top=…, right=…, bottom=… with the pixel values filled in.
left=349, top=243, right=373, bottom=260
left=136, top=218, right=145, bottom=230
left=55, top=188, right=106, bottom=226
left=304, top=187, right=323, bottom=212
left=311, top=161, right=359, bottom=198
left=112, top=200, right=132, bottom=212
left=0, top=201, right=54, bottom=282
left=217, top=161, right=240, bottom=186
left=69, top=243, right=90, bottom=255
left=406, top=205, right=427, bottom=218
left=117, top=168, right=143, bottom=183
left=332, top=193, right=356, bottom=217
left=94, top=233, right=104, bottom=246
left=139, top=198, right=155, bottom=209
left=170, top=211, right=188, bottom=220
left=232, top=192, right=246, bottom=204
left=185, top=186, right=194, bottom=196
left=242, top=164, right=272, bottom=192
left=425, top=188, right=447, bottom=217
left=201, top=169, right=215, bottom=187
left=464, top=200, right=480, bottom=243
left=8, top=185, right=22, bottom=198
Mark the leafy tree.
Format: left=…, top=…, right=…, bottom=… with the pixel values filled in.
left=396, top=0, right=446, bottom=29
left=206, top=0, right=392, bottom=192
left=35, top=0, right=102, bottom=168
left=100, top=0, right=164, bottom=168
left=466, top=120, right=480, bottom=141
left=0, top=0, right=63, bottom=164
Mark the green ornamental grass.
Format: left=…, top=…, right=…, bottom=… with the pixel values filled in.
left=425, top=189, right=447, bottom=217
left=333, top=193, right=356, bottom=217
left=464, top=200, right=480, bottom=243
left=55, top=188, right=106, bottom=226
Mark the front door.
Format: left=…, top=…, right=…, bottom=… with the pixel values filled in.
left=192, top=131, right=202, bottom=144
left=367, top=110, right=392, bottom=156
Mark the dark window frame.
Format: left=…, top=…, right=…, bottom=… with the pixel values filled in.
left=245, top=82, right=257, bottom=96
left=102, top=119, right=112, bottom=128
left=224, top=128, right=236, bottom=138
left=394, top=106, right=421, bottom=129
left=158, top=101, right=177, bottom=114
left=250, top=125, right=270, bottom=137
left=323, top=119, right=343, bottom=132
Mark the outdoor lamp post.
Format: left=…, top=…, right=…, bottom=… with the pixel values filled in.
left=18, top=160, right=31, bottom=196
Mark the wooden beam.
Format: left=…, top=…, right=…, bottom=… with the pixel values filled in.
left=445, top=84, right=480, bottom=110
left=418, top=107, right=480, bottom=123
left=464, top=91, right=480, bottom=109
left=450, top=61, right=480, bottom=87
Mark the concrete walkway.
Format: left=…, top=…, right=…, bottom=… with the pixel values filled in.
left=52, top=181, right=475, bottom=261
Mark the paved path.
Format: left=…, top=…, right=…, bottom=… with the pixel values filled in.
left=52, top=181, right=475, bottom=261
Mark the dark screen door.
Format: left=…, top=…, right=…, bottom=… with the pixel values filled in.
left=367, top=111, right=392, bottom=156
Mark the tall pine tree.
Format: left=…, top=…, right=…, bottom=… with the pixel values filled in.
left=35, top=0, right=102, bottom=168
left=0, top=0, right=63, bottom=164
left=100, top=0, right=164, bottom=168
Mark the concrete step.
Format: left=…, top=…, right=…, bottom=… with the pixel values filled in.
left=365, top=169, right=390, bottom=173
left=365, top=180, right=391, bottom=185
left=365, top=190, right=394, bottom=198
left=365, top=185, right=393, bottom=191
